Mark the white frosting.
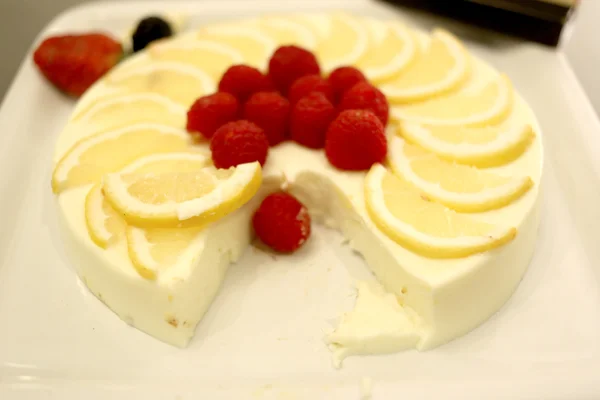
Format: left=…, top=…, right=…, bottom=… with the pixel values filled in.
left=51, top=15, right=543, bottom=356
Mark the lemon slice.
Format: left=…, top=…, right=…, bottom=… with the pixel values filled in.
left=84, top=152, right=210, bottom=251
left=126, top=225, right=204, bottom=280
left=391, top=75, right=513, bottom=126
left=304, top=13, right=369, bottom=72
left=85, top=184, right=127, bottom=248
left=365, top=164, right=516, bottom=258
left=52, top=123, right=190, bottom=193
left=356, top=19, right=417, bottom=84
left=293, top=13, right=333, bottom=40
left=199, top=25, right=276, bottom=69
left=148, top=39, right=244, bottom=79
left=120, top=151, right=211, bottom=174
left=103, top=161, right=262, bottom=227
left=388, top=137, right=533, bottom=213
left=381, top=29, right=470, bottom=103
left=106, top=61, right=215, bottom=106
left=117, top=152, right=211, bottom=279
left=398, top=120, right=534, bottom=168
left=253, top=16, right=318, bottom=49
left=72, top=93, right=187, bottom=132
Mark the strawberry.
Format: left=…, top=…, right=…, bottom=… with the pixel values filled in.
left=33, top=33, right=123, bottom=97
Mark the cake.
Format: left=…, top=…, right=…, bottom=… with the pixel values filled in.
left=49, top=13, right=542, bottom=365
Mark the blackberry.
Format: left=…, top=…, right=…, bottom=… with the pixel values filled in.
left=132, top=16, right=173, bottom=52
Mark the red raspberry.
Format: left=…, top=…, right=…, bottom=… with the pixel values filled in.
left=327, top=66, right=366, bottom=103
left=218, top=65, right=274, bottom=102
left=290, top=92, right=336, bottom=149
left=325, top=110, right=387, bottom=171
left=338, top=81, right=389, bottom=126
left=210, top=120, right=269, bottom=168
left=252, top=192, right=311, bottom=253
left=243, top=92, right=290, bottom=146
left=268, top=45, right=320, bottom=95
left=287, top=74, right=334, bottom=105
left=186, top=92, right=239, bottom=139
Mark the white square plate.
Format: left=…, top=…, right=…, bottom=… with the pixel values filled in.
left=2, top=1, right=600, bottom=398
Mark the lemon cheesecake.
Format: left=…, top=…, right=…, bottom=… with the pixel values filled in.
left=51, top=13, right=542, bottom=362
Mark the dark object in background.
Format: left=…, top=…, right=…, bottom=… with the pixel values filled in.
left=132, top=16, right=173, bottom=52
left=379, top=0, right=577, bottom=46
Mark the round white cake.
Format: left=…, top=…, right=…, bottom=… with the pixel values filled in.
left=50, top=12, right=542, bottom=366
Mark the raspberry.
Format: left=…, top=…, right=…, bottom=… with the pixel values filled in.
left=290, top=92, right=336, bottom=149
left=186, top=92, right=239, bottom=139
left=218, top=65, right=274, bottom=102
left=287, top=74, right=334, bottom=105
left=210, top=120, right=269, bottom=168
left=243, top=91, right=290, bottom=146
left=338, top=81, right=389, bottom=126
left=325, top=110, right=387, bottom=171
left=268, top=45, right=320, bottom=95
left=327, top=66, right=366, bottom=103
left=252, top=192, right=311, bottom=253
